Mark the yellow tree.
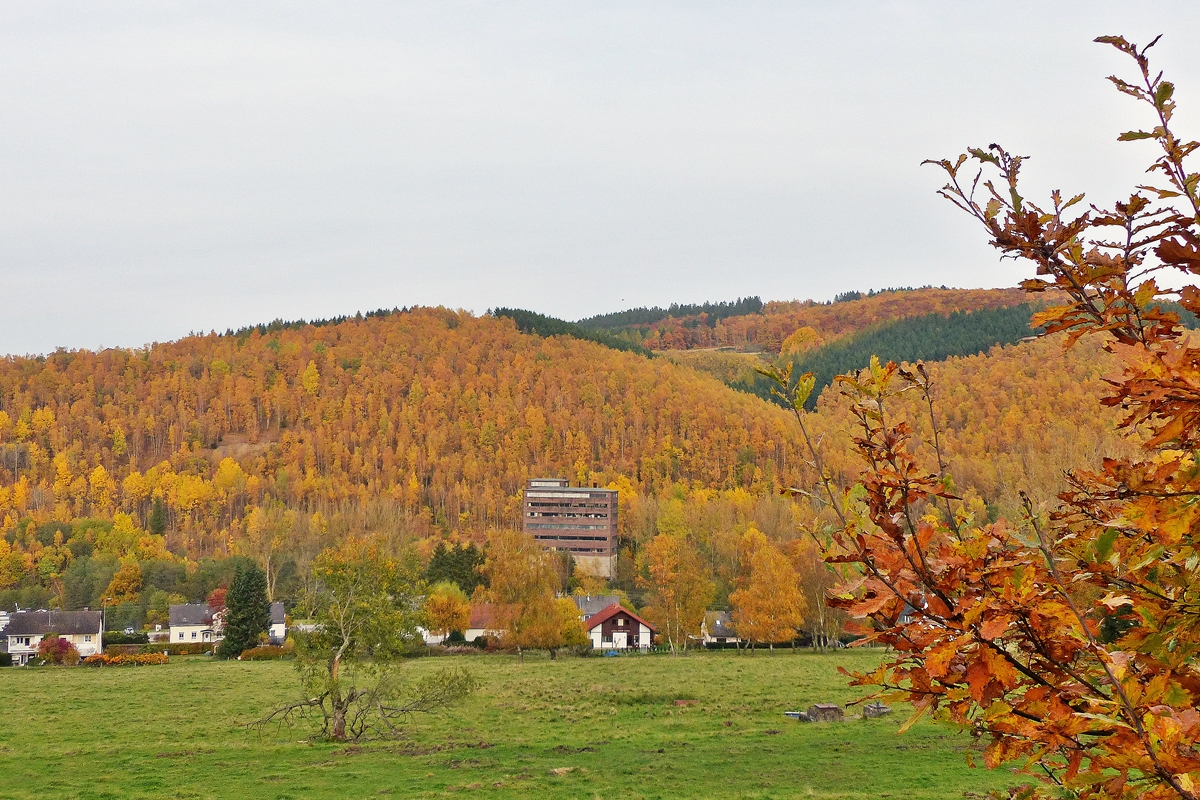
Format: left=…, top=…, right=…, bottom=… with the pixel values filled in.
left=424, top=581, right=471, bottom=638
left=730, top=527, right=807, bottom=652
left=237, top=504, right=295, bottom=601
left=103, top=559, right=143, bottom=606
left=639, top=531, right=714, bottom=653
left=88, top=465, right=116, bottom=515
left=480, top=528, right=559, bottom=661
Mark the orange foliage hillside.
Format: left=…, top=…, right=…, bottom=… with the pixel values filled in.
left=0, top=308, right=806, bottom=555
left=808, top=333, right=1131, bottom=517
left=640, top=287, right=1037, bottom=351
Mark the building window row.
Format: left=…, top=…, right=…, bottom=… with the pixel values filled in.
left=534, top=535, right=612, bottom=542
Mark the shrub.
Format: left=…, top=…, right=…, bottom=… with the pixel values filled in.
left=446, top=630, right=466, bottom=644
left=470, top=636, right=489, bottom=649
left=104, top=644, right=142, bottom=657
left=37, top=637, right=80, bottom=666
left=105, top=631, right=150, bottom=645
left=239, top=645, right=292, bottom=661
left=0, top=653, right=12, bottom=667
left=82, top=653, right=168, bottom=667
left=141, top=642, right=211, bottom=656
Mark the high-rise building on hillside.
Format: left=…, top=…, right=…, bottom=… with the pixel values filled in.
left=522, top=478, right=618, bottom=577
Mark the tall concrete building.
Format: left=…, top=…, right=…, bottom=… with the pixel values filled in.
left=522, top=478, right=618, bottom=577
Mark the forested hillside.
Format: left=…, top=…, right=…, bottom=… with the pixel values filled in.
left=0, top=307, right=809, bottom=598
left=733, top=303, right=1047, bottom=408
left=582, top=287, right=1036, bottom=352
left=0, top=290, right=1135, bottom=631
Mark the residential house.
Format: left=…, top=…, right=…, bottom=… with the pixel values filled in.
left=584, top=603, right=655, bottom=650
left=169, top=604, right=217, bottom=644
left=268, top=602, right=286, bottom=643
left=701, top=611, right=740, bottom=647
left=572, top=595, right=621, bottom=622
left=464, top=603, right=506, bottom=643
left=3, top=610, right=103, bottom=665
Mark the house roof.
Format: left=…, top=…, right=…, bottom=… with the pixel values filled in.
left=270, top=602, right=286, bottom=625
left=583, top=603, right=656, bottom=632
left=169, top=604, right=213, bottom=627
left=706, top=611, right=737, bottom=638
left=572, top=595, right=621, bottom=618
left=467, top=603, right=514, bottom=630
left=3, top=610, right=103, bottom=636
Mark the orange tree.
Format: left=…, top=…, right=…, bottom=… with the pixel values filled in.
left=763, top=36, right=1200, bottom=799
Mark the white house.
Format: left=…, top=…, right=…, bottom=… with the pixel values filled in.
left=4, top=610, right=103, bottom=665
left=269, top=602, right=286, bottom=643
left=700, top=611, right=740, bottom=647
left=463, top=604, right=506, bottom=643
left=583, top=603, right=655, bottom=650
left=169, top=604, right=216, bottom=644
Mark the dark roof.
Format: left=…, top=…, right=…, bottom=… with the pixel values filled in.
left=270, top=602, right=286, bottom=625
left=584, top=603, right=656, bottom=632
left=572, top=595, right=621, bottom=618
left=4, top=610, right=102, bottom=636
left=706, top=611, right=737, bottom=638
left=169, top=604, right=213, bottom=627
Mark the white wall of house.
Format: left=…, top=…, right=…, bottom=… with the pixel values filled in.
left=7, top=630, right=102, bottom=664
left=589, top=621, right=652, bottom=650
left=170, top=624, right=214, bottom=643
left=463, top=627, right=500, bottom=642
left=269, top=622, right=286, bottom=642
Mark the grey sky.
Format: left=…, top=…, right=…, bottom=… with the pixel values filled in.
left=2, top=2, right=1198, bottom=355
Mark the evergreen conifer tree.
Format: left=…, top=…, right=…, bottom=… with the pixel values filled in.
left=148, top=497, right=166, bottom=536
left=218, top=562, right=269, bottom=659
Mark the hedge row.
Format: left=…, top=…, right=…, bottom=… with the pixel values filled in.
left=83, top=653, right=169, bottom=667
left=105, top=642, right=212, bottom=656
left=239, top=645, right=293, bottom=661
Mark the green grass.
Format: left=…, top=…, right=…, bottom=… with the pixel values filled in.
left=0, top=649, right=1020, bottom=799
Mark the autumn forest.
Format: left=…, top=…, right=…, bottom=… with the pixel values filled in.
left=0, top=285, right=1126, bottom=640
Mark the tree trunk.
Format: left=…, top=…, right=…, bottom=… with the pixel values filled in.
left=331, top=702, right=347, bottom=741
left=548, top=647, right=557, bottom=660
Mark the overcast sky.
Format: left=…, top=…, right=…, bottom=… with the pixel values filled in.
left=3, top=2, right=1199, bottom=355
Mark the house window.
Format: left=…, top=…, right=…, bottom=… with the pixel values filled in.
left=16, top=636, right=30, bottom=647
left=84, top=635, right=92, bottom=643
left=617, top=618, right=625, bottom=627
left=178, top=632, right=184, bottom=640
left=191, top=631, right=197, bottom=640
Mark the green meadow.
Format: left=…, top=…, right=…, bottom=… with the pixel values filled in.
left=0, top=649, right=1019, bottom=799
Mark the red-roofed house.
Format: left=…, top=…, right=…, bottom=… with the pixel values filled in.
left=584, top=603, right=655, bottom=650
left=464, top=603, right=508, bottom=643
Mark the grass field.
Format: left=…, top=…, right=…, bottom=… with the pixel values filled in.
left=0, top=649, right=1020, bottom=799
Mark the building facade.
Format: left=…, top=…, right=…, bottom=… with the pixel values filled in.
left=169, top=604, right=217, bottom=644
left=3, top=610, right=103, bottom=665
left=584, top=603, right=655, bottom=650
left=522, top=478, right=618, bottom=577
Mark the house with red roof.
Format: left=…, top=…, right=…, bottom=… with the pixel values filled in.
left=584, top=603, right=655, bottom=650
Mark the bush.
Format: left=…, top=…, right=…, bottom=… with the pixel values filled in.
left=83, top=653, right=168, bottom=667
left=142, top=642, right=211, bottom=656
left=446, top=630, right=466, bottom=644
left=0, top=653, right=12, bottom=667
left=104, top=644, right=143, bottom=657
left=470, top=636, right=489, bottom=649
left=37, top=637, right=80, bottom=666
left=105, top=631, right=150, bottom=645
left=239, top=645, right=292, bottom=661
